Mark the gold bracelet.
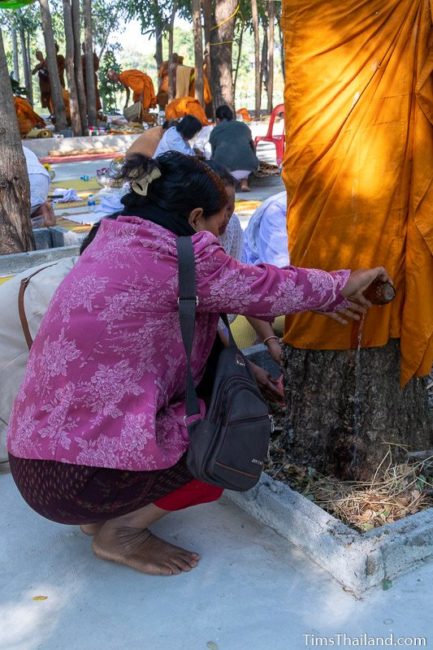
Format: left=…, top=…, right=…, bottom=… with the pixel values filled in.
left=263, top=335, right=280, bottom=346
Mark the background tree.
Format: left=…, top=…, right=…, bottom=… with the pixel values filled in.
left=62, top=0, right=82, bottom=134
left=83, top=0, right=97, bottom=127
left=0, top=28, right=34, bottom=255
left=267, top=0, right=275, bottom=112
left=251, top=0, right=260, bottom=117
left=38, top=0, right=67, bottom=130
left=210, top=0, right=238, bottom=108
left=191, top=0, right=204, bottom=105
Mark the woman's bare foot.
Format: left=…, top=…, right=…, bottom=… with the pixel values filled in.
left=92, top=525, right=200, bottom=576
left=80, top=522, right=104, bottom=536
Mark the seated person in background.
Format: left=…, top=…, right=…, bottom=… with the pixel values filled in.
left=165, top=96, right=209, bottom=126
left=23, top=146, right=56, bottom=227
left=125, top=121, right=175, bottom=160
left=210, top=105, right=259, bottom=192
left=243, top=191, right=289, bottom=267
left=14, top=96, right=46, bottom=138
left=154, top=116, right=202, bottom=157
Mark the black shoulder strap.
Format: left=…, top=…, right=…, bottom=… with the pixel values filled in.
left=176, top=236, right=241, bottom=418
left=177, top=236, right=201, bottom=417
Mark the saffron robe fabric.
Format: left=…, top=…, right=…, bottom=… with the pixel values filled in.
left=281, top=0, right=433, bottom=384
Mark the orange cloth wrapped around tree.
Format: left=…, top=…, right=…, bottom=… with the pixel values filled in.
left=281, top=0, right=433, bottom=385
left=165, top=97, right=209, bottom=126
left=13, top=97, right=45, bottom=137
left=119, top=70, right=157, bottom=110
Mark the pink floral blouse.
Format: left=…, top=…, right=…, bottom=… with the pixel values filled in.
left=8, top=217, right=349, bottom=471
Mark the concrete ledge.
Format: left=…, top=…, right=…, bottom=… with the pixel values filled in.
left=0, top=245, right=79, bottom=274
left=225, top=473, right=433, bottom=596
left=23, top=134, right=141, bottom=159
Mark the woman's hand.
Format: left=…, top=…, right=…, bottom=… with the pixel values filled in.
left=248, top=361, right=285, bottom=403
left=341, top=267, right=393, bottom=308
left=265, top=337, right=283, bottom=365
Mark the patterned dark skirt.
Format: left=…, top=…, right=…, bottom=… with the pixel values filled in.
left=8, top=453, right=193, bottom=525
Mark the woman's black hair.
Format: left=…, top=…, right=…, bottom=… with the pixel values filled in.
left=205, top=160, right=236, bottom=187
left=175, top=115, right=202, bottom=139
left=120, top=150, right=227, bottom=219
left=215, top=105, right=234, bottom=121
left=80, top=152, right=229, bottom=249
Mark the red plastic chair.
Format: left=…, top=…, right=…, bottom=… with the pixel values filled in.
left=254, top=103, right=285, bottom=166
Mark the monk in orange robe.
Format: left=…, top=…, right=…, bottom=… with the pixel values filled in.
left=108, top=69, right=157, bottom=112
left=282, top=0, right=433, bottom=386
left=165, top=97, right=209, bottom=126
left=13, top=97, right=46, bottom=138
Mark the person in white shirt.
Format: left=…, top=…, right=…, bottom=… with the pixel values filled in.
left=154, top=115, right=202, bottom=157
left=243, top=191, right=289, bottom=267
left=23, top=146, right=56, bottom=227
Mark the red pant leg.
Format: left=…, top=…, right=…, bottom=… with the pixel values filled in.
left=154, top=479, right=223, bottom=511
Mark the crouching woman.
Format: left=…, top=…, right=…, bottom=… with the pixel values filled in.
left=7, top=151, right=391, bottom=576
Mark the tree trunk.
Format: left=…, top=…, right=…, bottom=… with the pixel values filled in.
left=0, top=29, right=34, bottom=255
left=11, top=27, right=19, bottom=83
left=202, top=0, right=212, bottom=78
left=72, top=0, right=87, bottom=133
left=19, top=26, right=33, bottom=104
left=192, top=0, right=204, bottom=105
left=62, top=0, right=82, bottom=136
left=267, top=0, right=275, bottom=113
left=153, top=0, right=163, bottom=69
left=278, top=18, right=285, bottom=82
left=251, top=0, right=261, bottom=118
left=282, top=341, right=433, bottom=481
left=83, top=0, right=97, bottom=126
left=210, top=0, right=238, bottom=109
left=233, top=22, right=244, bottom=103
left=167, top=4, right=177, bottom=102
left=260, top=28, right=268, bottom=107
left=38, top=0, right=67, bottom=131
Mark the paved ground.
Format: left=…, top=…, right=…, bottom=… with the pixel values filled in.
left=1, top=471, right=431, bottom=650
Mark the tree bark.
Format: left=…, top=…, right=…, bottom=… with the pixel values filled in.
left=153, top=0, right=163, bottom=69
left=72, top=0, right=87, bottom=133
left=267, top=0, right=275, bottom=113
left=83, top=0, right=97, bottom=126
left=38, top=0, right=67, bottom=131
left=278, top=17, right=285, bottom=82
left=19, top=25, right=33, bottom=104
left=233, top=21, right=244, bottom=102
left=251, top=0, right=261, bottom=118
left=210, top=0, right=238, bottom=109
left=192, top=0, right=204, bottom=105
left=167, top=4, right=177, bottom=102
left=201, top=0, right=212, bottom=78
left=260, top=28, right=268, bottom=107
left=11, top=27, right=19, bottom=83
left=62, top=0, right=82, bottom=136
left=0, top=29, right=34, bottom=255
left=281, top=341, right=433, bottom=481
